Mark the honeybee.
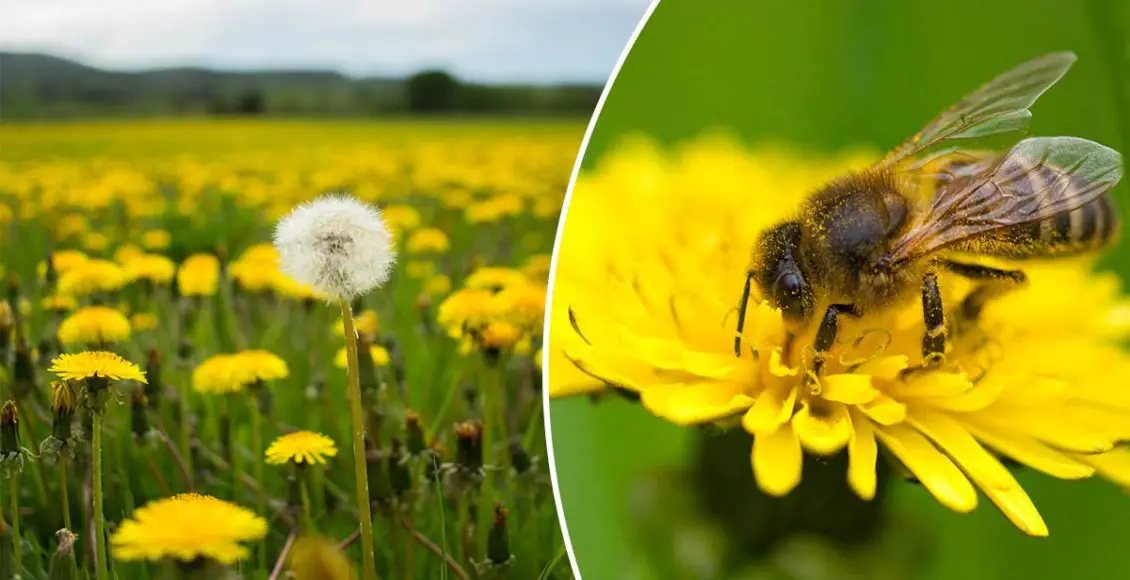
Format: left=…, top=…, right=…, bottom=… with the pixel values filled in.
left=735, top=52, right=1124, bottom=376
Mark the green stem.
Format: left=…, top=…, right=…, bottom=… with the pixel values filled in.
left=8, top=476, right=20, bottom=576
left=178, top=380, right=193, bottom=481
left=249, top=398, right=266, bottom=575
left=92, top=412, right=109, bottom=580
left=433, top=461, right=450, bottom=580
left=300, top=472, right=315, bottom=534
left=59, top=459, right=72, bottom=530
left=341, top=299, right=378, bottom=580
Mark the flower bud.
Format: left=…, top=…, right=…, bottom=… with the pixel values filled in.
left=404, top=410, right=427, bottom=455
left=130, top=385, right=150, bottom=438
left=509, top=439, right=532, bottom=475
left=454, top=420, right=483, bottom=473
left=144, top=348, right=162, bottom=403
left=289, top=536, right=356, bottom=580
left=48, top=529, right=79, bottom=580
left=12, top=341, right=36, bottom=396
left=0, top=401, right=19, bottom=457
left=487, top=503, right=512, bottom=566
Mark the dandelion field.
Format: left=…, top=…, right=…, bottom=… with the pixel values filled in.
left=0, top=119, right=581, bottom=579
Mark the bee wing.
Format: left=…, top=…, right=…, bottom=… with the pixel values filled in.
left=887, top=137, right=1123, bottom=264
left=877, top=52, right=1077, bottom=170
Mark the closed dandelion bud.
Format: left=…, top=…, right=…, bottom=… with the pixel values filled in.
left=289, top=536, right=357, bottom=580
left=144, top=348, right=161, bottom=402
left=388, top=438, right=412, bottom=497
left=130, top=386, right=149, bottom=438
left=404, top=410, right=427, bottom=455
left=48, top=529, right=79, bottom=580
left=454, top=420, right=483, bottom=472
left=44, top=381, right=78, bottom=456
left=487, top=503, right=512, bottom=566
left=0, top=401, right=19, bottom=457
left=509, top=439, right=532, bottom=475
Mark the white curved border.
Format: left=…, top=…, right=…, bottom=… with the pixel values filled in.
left=540, top=0, right=662, bottom=577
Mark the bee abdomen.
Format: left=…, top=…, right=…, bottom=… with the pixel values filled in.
left=976, top=194, right=1120, bottom=258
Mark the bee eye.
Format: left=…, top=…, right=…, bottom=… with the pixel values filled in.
left=772, top=271, right=812, bottom=321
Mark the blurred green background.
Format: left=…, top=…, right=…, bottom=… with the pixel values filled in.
left=553, top=0, right=1130, bottom=578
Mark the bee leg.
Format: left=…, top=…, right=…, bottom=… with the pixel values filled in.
left=811, top=303, right=861, bottom=379
left=921, top=272, right=946, bottom=367
left=937, top=260, right=1027, bottom=321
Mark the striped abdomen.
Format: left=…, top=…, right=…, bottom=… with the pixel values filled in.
left=943, top=156, right=1121, bottom=259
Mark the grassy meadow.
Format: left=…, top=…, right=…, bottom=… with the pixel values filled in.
left=0, top=119, right=581, bottom=579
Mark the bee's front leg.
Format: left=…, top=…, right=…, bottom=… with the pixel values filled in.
left=811, top=303, right=861, bottom=379
left=921, top=272, right=946, bottom=367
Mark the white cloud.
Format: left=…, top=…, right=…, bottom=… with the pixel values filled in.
left=0, top=0, right=650, bottom=82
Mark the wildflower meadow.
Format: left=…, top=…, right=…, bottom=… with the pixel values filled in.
left=0, top=119, right=578, bottom=579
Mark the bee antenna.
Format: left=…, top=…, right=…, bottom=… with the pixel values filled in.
left=734, top=271, right=753, bottom=358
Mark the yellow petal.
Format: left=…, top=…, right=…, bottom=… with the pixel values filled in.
left=821, top=374, right=879, bottom=404
left=847, top=409, right=878, bottom=500
left=855, top=355, right=909, bottom=381
left=874, top=424, right=978, bottom=513
left=977, top=478, right=1048, bottom=537
left=964, top=423, right=1094, bottom=480
left=928, top=381, right=1004, bottom=413
left=896, top=371, right=972, bottom=399
left=1075, top=448, right=1130, bottom=488
left=641, top=382, right=754, bottom=425
left=792, top=402, right=852, bottom=455
left=860, top=394, right=907, bottom=425
left=742, top=382, right=797, bottom=434
left=752, top=423, right=802, bottom=497
left=563, top=345, right=652, bottom=391
left=907, top=410, right=1014, bottom=490
left=969, top=408, right=1117, bottom=454
left=768, top=349, right=799, bottom=377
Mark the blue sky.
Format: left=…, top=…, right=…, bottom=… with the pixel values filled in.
left=0, top=0, right=651, bottom=83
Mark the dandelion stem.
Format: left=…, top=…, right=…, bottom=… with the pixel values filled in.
left=340, top=298, right=378, bottom=580
left=177, top=380, right=193, bottom=481
left=8, top=476, right=20, bottom=575
left=299, top=470, right=315, bottom=534
left=269, top=528, right=297, bottom=580
left=433, top=457, right=450, bottom=580
left=59, top=459, right=72, bottom=530
left=91, top=412, right=109, bottom=580
left=249, top=397, right=267, bottom=575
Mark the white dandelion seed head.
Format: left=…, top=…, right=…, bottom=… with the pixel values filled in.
left=273, top=193, right=397, bottom=299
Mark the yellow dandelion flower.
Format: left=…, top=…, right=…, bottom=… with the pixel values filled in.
left=437, top=288, right=503, bottom=338
left=481, top=320, right=521, bottom=350
left=550, top=138, right=1130, bottom=537
left=334, top=345, right=390, bottom=369
left=288, top=536, right=356, bottom=580
left=57, top=306, right=132, bottom=346
left=521, top=254, right=553, bottom=281
left=122, top=253, right=176, bottom=285
left=230, top=350, right=290, bottom=386
left=381, top=205, right=421, bottom=233
left=465, top=267, right=529, bottom=292
left=55, top=214, right=88, bottom=240
left=424, top=274, right=452, bottom=297
left=42, top=294, right=77, bottom=312
left=177, top=253, right=220, bottom=297
left=83, top=231, right=110, bottom=252
left=57, top=259, right=128, bottom=297
left=495, top=282, right=547, bottom=334
left=405, top=227, right=450, bottom=254
left=45, top=250, right=90, bottom=276
left=333, top=309, right=380, bottom=337
left=272, top=272, right=330, bottom=302
left=113, top=243, right=145, bottom=264
left=130, top=312, right=159, bottom=331
left=191, top=354, right=240, bottom=395
left=229, top=243, right=282, bottom=292
left=49, top=351, right=147, bottom=383
left=141, top=229, right=172, bottom=250
left=266, top=431, right=339, bottom=465
left=111, top=493, right=267, bottom=564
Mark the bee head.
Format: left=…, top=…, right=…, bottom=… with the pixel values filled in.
left=751, top=222, right=815, bottom=323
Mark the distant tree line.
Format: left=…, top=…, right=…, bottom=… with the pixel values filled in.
left=0, top=53, right=602, bottom=119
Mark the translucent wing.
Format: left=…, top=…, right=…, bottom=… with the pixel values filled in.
left=877, top=52, right=1077, bottom=170
left=886, top=137, right=1124, bottom=265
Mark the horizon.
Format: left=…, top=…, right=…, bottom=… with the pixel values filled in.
left=0, top=0, right=650, bottom=84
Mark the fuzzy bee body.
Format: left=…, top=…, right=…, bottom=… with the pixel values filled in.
left=735, top=52, right=1124, bottom=373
